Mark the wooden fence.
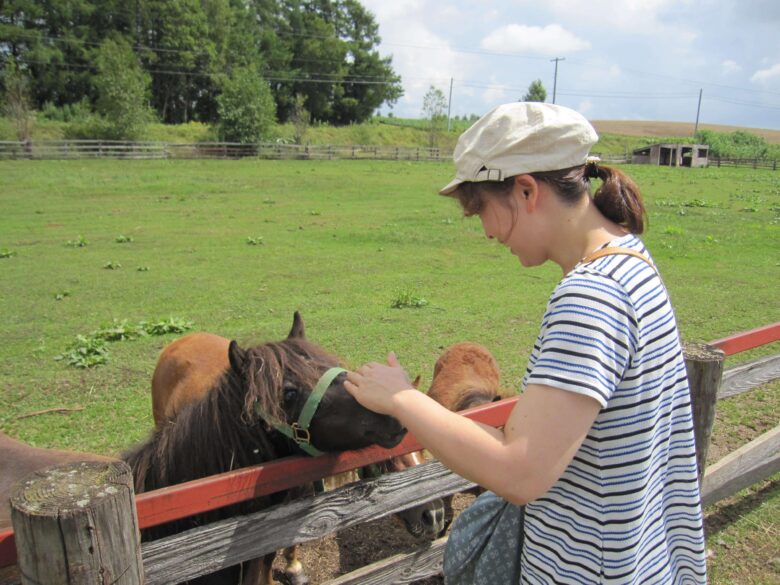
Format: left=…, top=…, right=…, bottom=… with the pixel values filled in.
left=710, top=156, right=779, bottom=170
left=0, top=140, right=776, bottom=169
left=0, top=323, right=778, bottom=584
left=0, top=140, right=445, bottom=162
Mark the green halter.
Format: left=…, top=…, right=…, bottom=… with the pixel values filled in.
left=254, top=366, right=347, bottom=457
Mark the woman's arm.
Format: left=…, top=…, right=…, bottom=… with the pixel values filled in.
left=345, top=353, right=601, bottom=505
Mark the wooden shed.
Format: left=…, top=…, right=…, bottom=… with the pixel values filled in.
left=632, top=143, right=709, bottom=167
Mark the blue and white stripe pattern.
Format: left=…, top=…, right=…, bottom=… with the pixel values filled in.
left=520, top=234, right=707, bottom=584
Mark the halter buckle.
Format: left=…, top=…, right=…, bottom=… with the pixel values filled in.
left=291, top=423, right=311, bottom=445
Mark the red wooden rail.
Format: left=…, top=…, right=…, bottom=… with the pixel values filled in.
left=2, top=322, right=778, bottom=569
left=0, top=398, right=517, bottom=569
left=710, top=322, right=780, bottom=357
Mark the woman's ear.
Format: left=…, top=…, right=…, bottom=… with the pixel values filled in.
left=513, top=175, right=538, bottom=212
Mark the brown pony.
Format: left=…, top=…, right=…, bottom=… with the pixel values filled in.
left=0, top=433, right=115, bottom=530
left=427, top=341, right=502, bottom=410
left=421, top=341, right=504, bottom=529
left=150, top=315, right=445, bottom=585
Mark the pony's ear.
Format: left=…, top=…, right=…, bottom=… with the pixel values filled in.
left=228, top=340, right=246, bottom=373
left=287, top=311, right=306, bottom=339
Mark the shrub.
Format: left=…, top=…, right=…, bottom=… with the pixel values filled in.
left=216, top=66, right=277, bottom=144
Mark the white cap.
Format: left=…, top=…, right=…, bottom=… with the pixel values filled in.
left=439, top=102, right=599, bottom=195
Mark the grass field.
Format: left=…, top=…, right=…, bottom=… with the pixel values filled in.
left=0, top=159, right=778, bottom=582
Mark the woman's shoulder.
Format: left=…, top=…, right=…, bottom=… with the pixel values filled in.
left=565, top=235, right=659, bottom=294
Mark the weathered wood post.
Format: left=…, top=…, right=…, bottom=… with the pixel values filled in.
left=11, top=460, right=143, bottom=585
left=683, top=342, right=725, bottom=481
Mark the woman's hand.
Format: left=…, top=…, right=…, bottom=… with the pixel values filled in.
left=344, top=352, right=417, bottom=417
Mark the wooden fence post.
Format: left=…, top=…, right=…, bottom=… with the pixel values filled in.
left=11, top=460, right=143, bottom=585
left=683, top=342, right=725, bottom=481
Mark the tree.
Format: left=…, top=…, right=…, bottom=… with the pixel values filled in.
left=92, top=37, right=155, bottom=140
left=328, top=0, right=403, bottom=124
left=522, top=80, right=547, bottom=102
left=422, top=85, right=447, bottom=148
left=290, top=93, right=311, bottom=144
left=1, top=59, right=34, bottom=142
left=142, top=0, right=212, bottom=123
left=1, top=0, right=100, bottom=108
left=216, top=65, right=277, bottom=143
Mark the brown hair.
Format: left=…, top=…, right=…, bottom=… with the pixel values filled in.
left=444, top=163, right=647, bottom=234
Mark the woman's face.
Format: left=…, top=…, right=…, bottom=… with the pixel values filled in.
left=478, top=195, right=514, bottom=244
left=477, top=184, right=544, bottom=267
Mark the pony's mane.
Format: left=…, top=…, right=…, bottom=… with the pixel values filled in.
left=243, top=337, right=342, bottom=424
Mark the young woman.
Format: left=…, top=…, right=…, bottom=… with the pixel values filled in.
left=345, top=102, right=707, bottom=584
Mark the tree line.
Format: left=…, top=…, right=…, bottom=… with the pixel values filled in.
left=0, top=0, right=403, bottom=141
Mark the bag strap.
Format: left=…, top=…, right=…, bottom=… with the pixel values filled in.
left=581, top=246, right=658, bottom=274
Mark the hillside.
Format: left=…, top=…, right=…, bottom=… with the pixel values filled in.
left=3, top=115, right=779, bottom=156
left=591, top=120, right=780, bottom=145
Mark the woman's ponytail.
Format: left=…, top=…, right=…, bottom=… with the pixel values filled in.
left=590, top=165, right=647, bottom=234
left=530, top=164, right=647, bottom=234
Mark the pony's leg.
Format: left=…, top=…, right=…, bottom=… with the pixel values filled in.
left=242, top=554, right=276, bottom=585
left=283, top=545, right=309, bottom=585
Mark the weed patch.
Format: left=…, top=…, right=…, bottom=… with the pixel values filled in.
left=56, top=317, right=194, bottom=368
left=391, top=289, right=429, bottom=309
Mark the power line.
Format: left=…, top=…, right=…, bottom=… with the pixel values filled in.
left=7, top=26, right=780, bottom=103
left=21, top=56, right=778, bottom=113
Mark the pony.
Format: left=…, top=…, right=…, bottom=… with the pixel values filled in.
left=417, top=341, right=504, bottom=530
left=126, top=311, right=406, bottom=585
left=426, top=341, right=502, bottom=411
left=0, top=433, right=116, bottom=531
left=150, top=315, right=445, bottom=584
left=1, top=312, right=405, bottom=585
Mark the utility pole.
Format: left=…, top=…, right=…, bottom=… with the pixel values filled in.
left=447, top=77, right=453, bottom=132
left=693, top=89, right=703, bottom=138
left=550, top=57, right=565, bottom=104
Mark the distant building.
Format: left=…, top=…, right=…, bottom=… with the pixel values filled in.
left=632, top=143, right=709, bottom=167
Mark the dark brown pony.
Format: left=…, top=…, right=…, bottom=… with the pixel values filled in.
left=150, top=315, right=445, bottom=584
left=125, top=312, right=405, bottom=585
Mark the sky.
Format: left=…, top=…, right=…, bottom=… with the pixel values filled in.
left=360, top=0, right=780, bottom=130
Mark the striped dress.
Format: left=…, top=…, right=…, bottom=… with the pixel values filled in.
left=520, top=234, right=707, bottom=584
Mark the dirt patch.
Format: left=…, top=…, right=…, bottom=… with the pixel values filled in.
left=271, top=493, right=476, bottom=584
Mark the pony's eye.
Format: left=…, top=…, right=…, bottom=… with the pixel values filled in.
left=283, top=386, right=298, bottom=403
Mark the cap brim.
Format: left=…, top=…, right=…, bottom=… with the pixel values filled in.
left=438, top=177, right=463, bottom=196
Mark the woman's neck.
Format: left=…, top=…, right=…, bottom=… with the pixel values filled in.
left=551, top=199, right=628, bottom=275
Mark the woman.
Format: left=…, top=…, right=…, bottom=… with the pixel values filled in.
left=345, top=102, right=707, bottom=584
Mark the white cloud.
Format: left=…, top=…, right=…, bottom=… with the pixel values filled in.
left=750, top=63, right=780, bottom=83
left=721, top=60, right=741, bottom=75
left=360, top=0, right=480, bottom=115
left=545, top=0, right=682, bottom=33
left=480, top=24, right=590, bottom=56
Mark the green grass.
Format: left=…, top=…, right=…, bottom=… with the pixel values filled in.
left=0, top=160, right=778, bottom=581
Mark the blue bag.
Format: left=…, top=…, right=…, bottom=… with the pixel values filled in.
left=443, top=491, right=524, bottom=584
